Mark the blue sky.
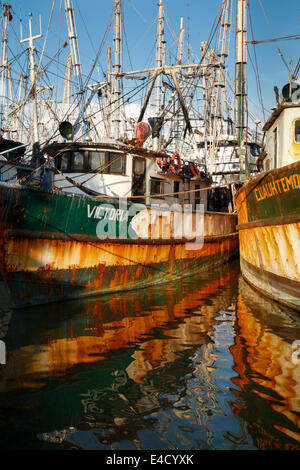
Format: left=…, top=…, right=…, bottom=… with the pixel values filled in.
left=2, top=0, right=300, bottom=127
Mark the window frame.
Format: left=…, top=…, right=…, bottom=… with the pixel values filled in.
left=88, top=150, right=106, bottom=172
left=174, top=181, right=180, bottom=196
left=59, top=151, right=72, bottom=172
left=150, top=177, right=165, bottom=196
left=273, top=127, right=278, bottom=168
left=295, top=119, right=300, bottom=144
left=56, top=149, right=126, bottom=175
left=106, top=151, right=126, bottom=175
left=71, top=150, right=87, bottom=172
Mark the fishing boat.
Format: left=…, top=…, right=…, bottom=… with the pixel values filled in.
left=0, top=1, right=240, bottom=310
left=235, top=92, right=300, bottom=311
left=234, top=0, right=300, bottom=312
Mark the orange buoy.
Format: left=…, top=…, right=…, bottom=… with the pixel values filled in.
left=170, top=152, right=182, bottom=174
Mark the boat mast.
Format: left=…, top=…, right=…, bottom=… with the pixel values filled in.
left=214, top=0, right=231, bottom=134
left=236, top=0, right=248, bottom=176
left=64, top=0, right=87, bottom=135
left=153, top=0, right=165, bottom=150
left=0, top=3, right=12, bottom=133
left=20, top=12, right=42, bottom=146
left=209, top=0, right=232, bottom=169
left=112, top=0, right=123, bottom=140
left=105, top=45, right=112, bottom=136
left=177, top=17, right=185, bottom=66
left=62, top=53, right=72, bottom=117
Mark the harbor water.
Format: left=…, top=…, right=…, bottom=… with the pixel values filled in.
left=0, top=259, right=299, bottom=451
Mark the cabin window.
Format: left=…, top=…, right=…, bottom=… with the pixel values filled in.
left=295, top=120, right=300, bottom=143
left=56, top=149, right=125, bottom=174
left=107, top=152, right=124, bottom=174
left=249, top=144, right=260, bottom=157
left=150, top=177, right=164, bottom=195
left=60, top=152, right=70, bottom=171
left=89, top=151, right=105, bottom=170
left=72, top=151, right=85, bottom=171
left=174, top=181, right=180, bottom=196
left=57, top=150, right=86, bottom=172
left=133, top=157, right=145, bottom=176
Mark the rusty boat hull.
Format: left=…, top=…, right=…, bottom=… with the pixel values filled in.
left=0, top=183, right=238, bottom=309
left=235, top=161, right=300, bottom=311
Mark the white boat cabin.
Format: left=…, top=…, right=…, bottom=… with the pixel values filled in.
left=261, top=103, right=300, bottom=171
left=42, top=140, right=212, bottom=211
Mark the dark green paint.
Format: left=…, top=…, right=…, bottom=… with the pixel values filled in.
left=0, top=184, right=141, bottom=240
left=246, top=167, right=300, bottom=222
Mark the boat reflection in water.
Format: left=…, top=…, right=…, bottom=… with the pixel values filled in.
left=0, top=260, right=299, bottom=450
left=231, top=277, right=300, bottom=450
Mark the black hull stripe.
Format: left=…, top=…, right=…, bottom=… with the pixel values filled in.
left=237, top=213, right=300, bottom=231
left=240, top=257, right=300, bottom=307
left=5, top=228, right=238, bottom=245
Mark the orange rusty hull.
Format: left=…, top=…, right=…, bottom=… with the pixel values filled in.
left=0, top=183, right=238, bottom=309
left=235, top=161, right=300, bottom=311
left=0, top=233, right=238, bottom=309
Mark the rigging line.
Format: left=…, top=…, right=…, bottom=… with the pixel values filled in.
left=16, top=6, right=222, bottom=183
left=24, top=211, right=175, bottom=278
left=73, top=0, right=106, bottom=82
left=9, top=2, right=56, bottom=111
left=55, top=0, right=63, bottom=105
left=247, top=48, right=267, bottom=120
left=80, top=5, right=114, bottom=93
left=8, top=7, right=27, bottom=56
left=6, top=43, right=28, bottom=79
left=163, top=11, right=182, bottom=57
left=186, top=0, right=190, bottom=62
left=54, top=180, right=198, bottom=207
left=122, top=13, right=138, bottom=89
left=4, top=48, right=27, bottom=70
left=44, top=84, right=143, bottom=149
left=53, top=95, right=191, bottom=185
left=247, top=34, right=300, bottom=45
left=73, top=0, right=97, bottom=56
left=36, top=47, right=88, bottom=86
left=247, top=0, right=265, bottom=123
left=244, top=72, right=251, bottom=176
left=55, top=71, right=155, bottom=143
left=16, top=76, right=155, bottom=183
left=127, top=0, right=148, bottom=26
left=293, top=59, right=300, bottom=79
left=36, top=0, right=56, bottom=76
left=257, top=0, right=290, bottom=73
left=173, top=1, right=223, bottom=131
left=141, top=2, right=224, bottom=148
left=62, top=176, right=248, bottom=199
left=34, top=51, right=79, bottom=88
left=57, top=153, right=126, bottom=186
left=36, top=41, right=70, bottom=77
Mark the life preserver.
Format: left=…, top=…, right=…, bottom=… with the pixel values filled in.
left=190, top=161, right=200, bottom=177
left=170, top=152, right=182, bottom=174
left=156, top=149, right=168, bottom=171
